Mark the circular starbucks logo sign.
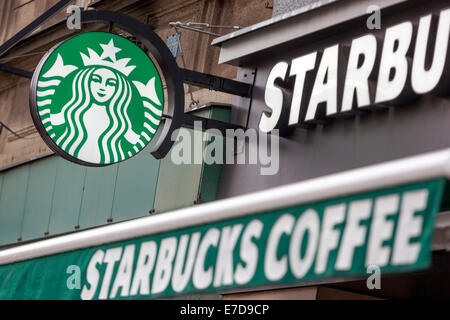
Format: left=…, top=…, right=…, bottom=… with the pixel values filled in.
left=30, top=32, right=164, bottom=166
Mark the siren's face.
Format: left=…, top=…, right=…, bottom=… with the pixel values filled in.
left=90, top=68, right=118, bottom=104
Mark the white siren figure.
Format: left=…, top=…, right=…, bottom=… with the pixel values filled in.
left=46, top=39, right=150, bottom=164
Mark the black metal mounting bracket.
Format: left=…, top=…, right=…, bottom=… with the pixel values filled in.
left=0, top=0, right=72, bottom=78
left=0, top=64, right=32, bottom=78
left=0, top=0, right=72, bottom=58
left=181, top=68, right=252, bottom=98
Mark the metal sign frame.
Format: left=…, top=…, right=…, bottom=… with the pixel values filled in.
left=0, top=2, right=253, bottom=160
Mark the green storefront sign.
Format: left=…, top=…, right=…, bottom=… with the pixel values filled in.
left=0, top=179, right=444, bottom=299
left=30, top=32, right=164, bottom=166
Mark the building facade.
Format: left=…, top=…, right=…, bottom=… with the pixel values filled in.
left=0, top=0, right=449, bottom=300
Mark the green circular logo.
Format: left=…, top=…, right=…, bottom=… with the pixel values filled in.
left=31, top=32, right=164, bottom=165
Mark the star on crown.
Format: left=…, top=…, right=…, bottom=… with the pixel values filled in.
left=80, top=39, right=136, bottom=76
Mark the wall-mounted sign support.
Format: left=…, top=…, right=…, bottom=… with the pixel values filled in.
left=0, top=0, right=73, bottom=78
left=182, top=69, right=252, bottom=98
left=79, top=10, right=252, bottom=160
left=0, top=64, right=32, bottom=79
left=169, top=21, right=241, bottom=38
left=0, top=2, right=254, bottom=164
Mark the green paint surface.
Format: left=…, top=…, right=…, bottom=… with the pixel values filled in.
left=0, top=166, right=29, bottom=244
left=21, top=158, right=58, bottom=240
left=200, top=106, right=231, bottom=203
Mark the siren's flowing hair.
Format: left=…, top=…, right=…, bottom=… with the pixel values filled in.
left=56, top=66, right=133, bottom=163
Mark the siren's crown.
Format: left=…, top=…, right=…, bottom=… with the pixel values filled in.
left=80, top=39, right=136, bottom=76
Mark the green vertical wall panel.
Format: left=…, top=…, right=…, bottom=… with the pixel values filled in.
left=48, top=158, right=86, bottom=235
left=77, top=165, right=117, bottom=229
left=154, top=109, right=211, bottom=213
left=200, top=106, right=231, bottom=203
left=21, top=157, right=58, bottom=240
left=153, top=128, right=204, bottom=213
left=0, top=165, right=29, bottom=244
left=111, top=146, right=160, bottom=222
left=210, top=106, right=231, bottom=122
